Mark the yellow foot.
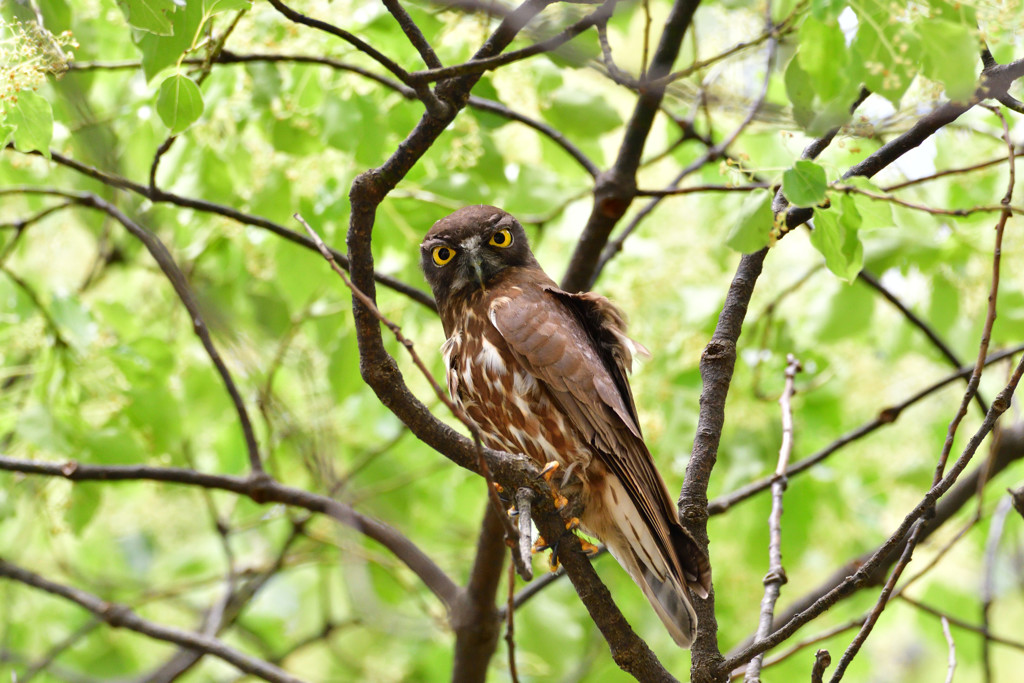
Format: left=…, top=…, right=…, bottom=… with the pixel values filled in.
left=554, top=494, right=568, bottom=509
left=507, top=505, right=518, bottom=517
left=539, top=461, right=560, bottom=482
left=564, top=517, right=580, bottom=531
left=579, top=540, right=600, bottom=557
left=548, top=551, right=560, bottom=572
left=532, top=536, right=549, bottom=553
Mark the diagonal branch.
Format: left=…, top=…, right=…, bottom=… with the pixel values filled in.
left=708, top=342, right=1024, bottom=515
left=5, top=147, right=437, bottom=310
left=560, top=0, right=701, bottom=292
left=341, top=0, right=676, bottom=676
left=0, top=456, right=460, bottom=611
left=0, top=558, right=304, bottom=683
left=0, top=187, right=263, bottom=474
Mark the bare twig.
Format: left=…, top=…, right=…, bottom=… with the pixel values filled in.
left=744, top=354, right=800, bottom=683
left=811, top=650, right=831, bottom=683
left=982, top=495, right=1014, bottom=682
left=942, top=617, right=956, bottom=683
left=505, top=560, right=521, bottom=683
left=709, top=343, right=1024, bottom=515
left=828, top=154, right=1009, bottom=677
left=407, top=0, right=616, bottom=84
left=720, top=358, right=1024, bottom=677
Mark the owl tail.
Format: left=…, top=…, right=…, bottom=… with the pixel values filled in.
left=609, top=540, right=698, bottom=648
left=594, top=479, right=703, bottom=648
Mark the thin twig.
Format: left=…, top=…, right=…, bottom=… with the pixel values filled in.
left=744, top=354, right=800, bottom=682
left=506, top=560, right=521, bottom=683
left=720, top=354, right=1024, bottom=676
left=982, top=495, right=1013, bottom=682
left=827, top=129, right=1011, bottom=679
left=709, top=343, right=1024, bottom=515
left=407, top=0, right=615, bottom=84
left=811, top=650, right=831, bottom=683
left=942, top=617, right=956, bottom=683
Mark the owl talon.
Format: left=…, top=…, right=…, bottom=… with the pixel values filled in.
left=579, top=540, right=600, bottom=557
left=507, top=506, right=518, bottom=517
left=554, top=494, right=568, bottom=509
left=565, top=517, right=580, bottom=530
left=548, top=553, right=560, bottom=572
left=492, top=481, right=504, bottom=493
left=532, top=536, right=549, bottom=553
left=539, top=461, right=560, bottom=482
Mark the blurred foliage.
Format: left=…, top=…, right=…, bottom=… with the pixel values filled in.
left=1, top=0, right=1024, bottom=681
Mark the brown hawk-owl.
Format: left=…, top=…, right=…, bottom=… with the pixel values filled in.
left=421, top=205, right=711, bottom=647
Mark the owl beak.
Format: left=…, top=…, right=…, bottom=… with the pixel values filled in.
left=471, top=256, right=487, bottom=293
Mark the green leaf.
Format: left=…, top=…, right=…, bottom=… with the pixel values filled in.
left=726, top=191, right=774, bottom=253
left=850, top=0, right=920, bottom=105
left=919, top=19, right=978, bottom=102
left=797, top=16, right=849, bottom=101
left=811, top=194, right=863, bottom=282
left=66, top=484, right=103, bottom=535
left=842, top=176, right=894, bottom=228
left=205, top=0, right=252, bottom=13
left=782, top=160, right=828, bottom=208
left=156, top=74, right=204, bottom=134
left=117, top=0, right=175, bottom=35
left=50, top=293, right=97, bottom=353
left=7, top=91, right=53, bottom=158
left=0, top=123, right=14, bottom=149
left=136, top=0, right=203, bottom=81
left=784, top=55, right=856, bottom=136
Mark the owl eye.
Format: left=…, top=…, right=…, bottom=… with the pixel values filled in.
left=432, top=245, right=455, bottom=266
left=489, top=229, right=513, bottom=248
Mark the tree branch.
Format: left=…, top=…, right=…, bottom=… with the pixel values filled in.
left=5, top=147, right=437, bottom=311
left=560, top=0, right=701, bottom=292
left=682, top=248, right=766, bottom=682
left=743, top=355, right=800, bottom=682
left=708, top=342, right=1024, bottom=515
left=0, top=187, right=263, bottom=474
left=451, top=504, right=507, bottom=683
left=0, top=558, right=304, bottom=683
left=0, top=456, right=460, bottom=611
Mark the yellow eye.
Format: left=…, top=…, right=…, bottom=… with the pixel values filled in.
left=432, top=245, right=455, bottom=266
left=489, top=229, right=513, bottom=248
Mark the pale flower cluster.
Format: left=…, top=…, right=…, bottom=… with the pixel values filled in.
left=0, top=18, right=76, bottom=115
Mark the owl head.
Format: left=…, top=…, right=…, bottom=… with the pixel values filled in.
left=420, top=205, right=539, bottom=308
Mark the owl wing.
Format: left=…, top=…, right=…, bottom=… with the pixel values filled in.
left=488, top=284, right=709, bottom=590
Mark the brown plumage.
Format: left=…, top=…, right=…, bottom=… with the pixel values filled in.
left=421, top=205, right=711, bottom=647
